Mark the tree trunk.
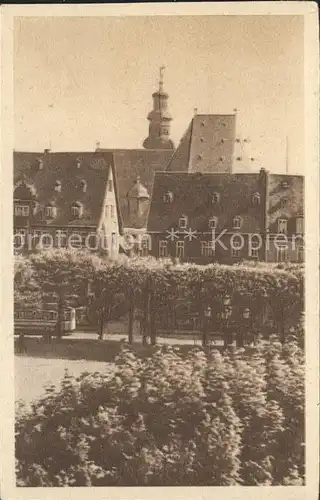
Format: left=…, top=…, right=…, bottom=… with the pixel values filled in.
left=142, top=276, right=150, bottom=345
left=128, top=294, right=134, bottom=345
left=57, top=290, right=64, bottom=340
left=150, top=290, right=157, bottom=345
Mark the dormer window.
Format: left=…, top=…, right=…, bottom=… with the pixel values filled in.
left=281, top=180, right=289, bottom=189
left=54, top=180, right=61, bottom=192
left=178, top=215, right=188, bottom=229
left=163, top=191, right=173, bottom=203
left=37, top=158, right=44, bottom=170
left=278, top=218, right=288, bottom=234
left=212, top=192, right=220, bottom=204
left=80, top=180, right=87, bottom=193
left=209, top=217, right=218, bottom=229
left=45, top=203, right=57, bottom=218
left=232, top=216, right=242, bottom=230
left=252, top=192, right=261, bottom=205
left=71, top=202, right=83, bottom=219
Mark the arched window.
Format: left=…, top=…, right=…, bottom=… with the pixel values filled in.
left=232, top=216, right=242, bottom=230
left=252, top=192, right=261, bottom=205
left=163, top=191, right=173, bottom=203
left=212, top=192, right=220, bottom=204
left=178, top=215, right=188, bottom=229
left=208, top=217, right=218, bottom=230
left=71, top=202, right=83, bottom=219
left=54, top=180, right=62, bottom=192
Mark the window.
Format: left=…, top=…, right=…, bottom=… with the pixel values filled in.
left=54, top=180, right=62, bottom=192
left=105, top=205, right=109, bottom=218
left=71, top=202, right=83, bottom=218
left=159, top=240, right=168, bottom=258
left=231, top=247, right=241, bottom=258
left=176, top=240, right=184, bottom=259
left=14, top=205, right=29, bottom=216
left=80, top=180, right=87, bottom=193
left=297, top=246, right=304, bottom=262
left=280, top=197, right=288, bottom=208
left=277, top=246, right=288, bottom=263
left=236, top=156, right=243, bottom=161
left=110, top=205, right=115, bottom=219
left=163, top=191, right=173, bottom=203
left=45, top=205, right=57, bottom=218
left=209, top=217, right=217, bottom=230
left=76, top=159, right=81, bottom=169
left=13, top=230, right=26, bottom=249
left=201, top=241, right=215, bottom=257
left=219, top=156, right=225, bottom=162
left=108, top=180, right=113, bottom=192
left=278, top=218, right=288, bottom=234
left=69, top=232, right=83, bottom=248
left=178, top=215, right=188, bottom=229
left=40, top=234, right=53, bottom=248
left=232, top=216, right=242, bottom=230
left=55, top=230, right=68, bottom=247
left=296, top=217, right=304, bottom=234
left=249, top=247, right=259, bottom=258
left=252, top=192, right=260, bottom=205
left=139, top=238, right=149, bottom=257
left=212, top=192, right=220, bottom=204
left=162, top=129, right=169, bottom=135
left=281, top=180, right=289, bottom=189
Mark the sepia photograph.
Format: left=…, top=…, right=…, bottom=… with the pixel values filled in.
left=0, top=3, right=319, bottom=498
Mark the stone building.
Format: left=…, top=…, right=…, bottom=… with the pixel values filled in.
left=13, top=69, right=304, bottom=263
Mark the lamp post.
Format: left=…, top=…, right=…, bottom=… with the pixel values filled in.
left=238, top=307, right=251, bottom=347
left=221, top=296, right=233, bottom=348
left=203, top=305, right=212, bottom=347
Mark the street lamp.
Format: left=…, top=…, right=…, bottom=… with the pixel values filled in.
left=221, top=297, right=233, bottom=348
left=238, top=307, right=251, bottom=347
left=203, top=305, right=212, bottom=347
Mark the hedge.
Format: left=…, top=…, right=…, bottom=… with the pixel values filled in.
left=15, top=337, right=304, bottom=486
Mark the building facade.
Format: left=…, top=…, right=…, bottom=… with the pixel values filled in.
left=146, top=169, right=304, bottom=264
left=13, top=70, right=304, bottom=263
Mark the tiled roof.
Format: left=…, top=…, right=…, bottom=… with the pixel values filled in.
left=267, top=174, right=304, bottom=232
left=147, top=171, right=264, bottom=233
left=98, top=148, right=174, bottom=228
left=166, top=114, right=257, bottom=174
left=14, top=151, right=117, bottom=228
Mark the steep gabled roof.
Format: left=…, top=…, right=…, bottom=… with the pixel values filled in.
left=98, top=148, right=174, bottom=228
left=166, top=114, right=257, bottom=175
left=147, top=171, right=263, bottom=234
left=166, top=115, right=236, bottom=174
left=14, top=151, right=118, bottom=228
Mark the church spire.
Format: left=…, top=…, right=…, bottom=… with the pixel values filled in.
left=143, top=67, right=174, bottom=150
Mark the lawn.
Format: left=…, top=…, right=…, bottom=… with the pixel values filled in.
left=15, top=355, right=116, bottom=407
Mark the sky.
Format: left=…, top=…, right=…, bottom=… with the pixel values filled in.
left=14, top=15, right=304, bottom=174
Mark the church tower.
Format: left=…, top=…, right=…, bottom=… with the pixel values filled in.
left=143, top=67, right=175, bottom=150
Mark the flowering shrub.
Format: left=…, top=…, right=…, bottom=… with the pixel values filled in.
left=16, top=338, right=304, bottom=486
